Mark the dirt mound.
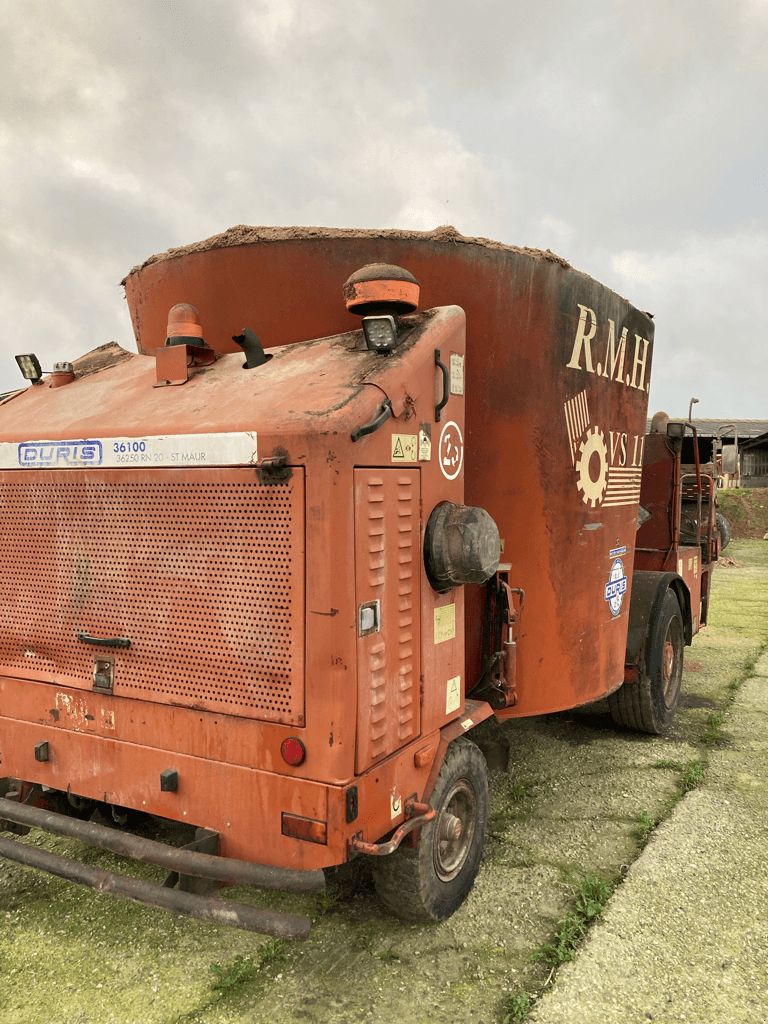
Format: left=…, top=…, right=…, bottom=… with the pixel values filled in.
left=122, top=224, right=571, bottom=281
left=716, top=488, right=768, bottom=539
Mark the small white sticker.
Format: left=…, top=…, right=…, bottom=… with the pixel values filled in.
left=390, top=791, right=402, bottom=819
left=678, top=559, right=683, bottom=576
left=438, top=421, right=464, bottom=481
left=446, top=675, right=461, bottom=714
left=450, top=353, right=464, bottom=395
left=391, top=434, right=417, bottom=462
left=461, top=718, right=473, bottom=730
left=419, top=429, right=431, bottom=461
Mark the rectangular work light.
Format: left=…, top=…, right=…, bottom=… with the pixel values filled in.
left=15, top=353, right=44, bottom=384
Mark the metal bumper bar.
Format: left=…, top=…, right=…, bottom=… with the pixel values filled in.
left=0, top=796, right=324, bottom=892
left=0, top=795, right=323, bottom=939
left=0, top=833, right=310, bottom=939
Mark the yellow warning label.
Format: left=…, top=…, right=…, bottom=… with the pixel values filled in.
left=434, top=604, right=456, bottom=644
left=391, top=434, right=417, bottom=462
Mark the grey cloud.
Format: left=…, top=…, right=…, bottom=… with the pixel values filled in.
left=1, top=0, right=765, bottom=416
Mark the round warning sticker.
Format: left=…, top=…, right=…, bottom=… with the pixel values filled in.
left=439, top=421, right=464, bottom=480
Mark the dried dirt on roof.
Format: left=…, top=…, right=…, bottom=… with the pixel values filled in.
left=72, top=341, right=136, bottom=379
left=123, top=224, right=571, bottom=282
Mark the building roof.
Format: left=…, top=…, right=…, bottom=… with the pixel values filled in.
left=741, top=430, right=768, bottom=450
left=646, top=418, right=768, bottom=439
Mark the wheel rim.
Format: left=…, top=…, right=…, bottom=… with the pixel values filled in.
left=662, top=616, right=683, bottom=708
left=433, top=778, right=476, bottom=882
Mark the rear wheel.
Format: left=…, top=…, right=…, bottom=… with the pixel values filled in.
left=609, top=590, right=684, bottom=734
left=716, top=512, right=731, bottom=551
left=371, top=737, right=489, bottom=922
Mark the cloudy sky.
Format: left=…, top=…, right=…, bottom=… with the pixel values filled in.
left=2, top=0, right=766, bottom=416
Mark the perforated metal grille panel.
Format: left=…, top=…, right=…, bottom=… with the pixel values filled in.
left=0, top=469, right=304, bottom=724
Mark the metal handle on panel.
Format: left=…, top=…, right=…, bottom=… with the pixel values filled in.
left=77, top=633, right=131, bottom=649
left=351, top=398, right=393, bottom=442
left=435, top=349, right=449, bottom=422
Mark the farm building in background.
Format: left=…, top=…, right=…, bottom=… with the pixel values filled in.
left=647, top=419, right=768, bottom=489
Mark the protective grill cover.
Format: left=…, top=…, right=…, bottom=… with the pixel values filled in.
left=0, top=468, right=305, bottom=725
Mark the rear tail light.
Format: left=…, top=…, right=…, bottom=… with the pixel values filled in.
left=281, top=737, right=306, bottom=766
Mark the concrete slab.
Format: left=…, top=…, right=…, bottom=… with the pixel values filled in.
left=530, top=653, right=768, bottom=1024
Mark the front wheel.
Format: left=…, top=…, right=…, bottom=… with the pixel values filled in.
left=371, top=737, right=489, bottom=922
left=609, top=590, right=684, bottom=734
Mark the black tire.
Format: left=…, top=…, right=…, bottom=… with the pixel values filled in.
left=608, top=590, right=684, bottom=734
left=371, top=737, right=489, bottom=922
left=716, top=512, right=731, bottom=552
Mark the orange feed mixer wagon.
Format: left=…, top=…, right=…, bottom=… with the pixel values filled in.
left=0, top=227, right=719, bottom=939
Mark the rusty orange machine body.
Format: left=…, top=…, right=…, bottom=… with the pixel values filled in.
left=0, top=227, right=716, bottom=936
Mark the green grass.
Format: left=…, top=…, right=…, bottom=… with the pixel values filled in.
left=635, top=810, right=656, bottom=844
left=680, top=760, right=705, bottom=793
left=209, top=939, right=288, bottom=992
left=703, top=710, right=726, bottom=745
left=501, top=992, right=534, bottom=1023
left=652, top=757, right=705, bottom=794
left=532, top=872, right=612, bottom=969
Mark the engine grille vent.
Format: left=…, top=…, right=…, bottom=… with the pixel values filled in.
left=0, top=469, right=305, bottom=724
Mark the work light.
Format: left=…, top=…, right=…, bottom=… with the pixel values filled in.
left=362, top=315, right=398, bottom=352
left=15, top=353, right=44, bottom=384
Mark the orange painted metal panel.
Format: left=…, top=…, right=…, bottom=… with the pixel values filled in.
left=354, top=468, right=420, bottom=773
left=0, top=717, right=332, bottom=868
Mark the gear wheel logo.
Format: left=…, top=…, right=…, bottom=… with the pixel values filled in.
left=576, top=426, right=608, bottom=507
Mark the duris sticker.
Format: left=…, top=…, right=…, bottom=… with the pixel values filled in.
left=2, top=433, right=258, bottom=470
left=605, top=558, right=628, bottom=616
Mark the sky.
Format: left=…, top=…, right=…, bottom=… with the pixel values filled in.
left=2, top=0, right=767, bottom=417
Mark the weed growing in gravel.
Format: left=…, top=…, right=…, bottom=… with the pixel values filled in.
left=532, top=872, right=612, bottom=968
left=703, top=710, right=726, bottom=745
left=635, top=810, right=656, bottom=844
left=680, top=760, right=705, bottom=793
left=209, top=954, right=257, bottom=991
left=653, top=758, right=705, bottom=794
left=366, top=945, right=400, bottom=961
left=500, top=991, right=534, bottom=1022
left=727, top=677, right=743, bottom=691
left=259, top=938, right=290, bottom=969
left=209, top=939, right=288, bottom=992
left=314, top=887, right=343, bottom=917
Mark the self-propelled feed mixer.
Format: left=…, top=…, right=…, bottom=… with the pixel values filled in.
left=0, top=226, right=719, bottom=938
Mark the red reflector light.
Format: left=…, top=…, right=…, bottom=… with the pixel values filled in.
left=281, top=813, right=327, bottom=845
left=281, top=737, right=306, bottom=766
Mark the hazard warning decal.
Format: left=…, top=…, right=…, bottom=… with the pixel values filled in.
left=391, top=434, right=417, bottom=462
